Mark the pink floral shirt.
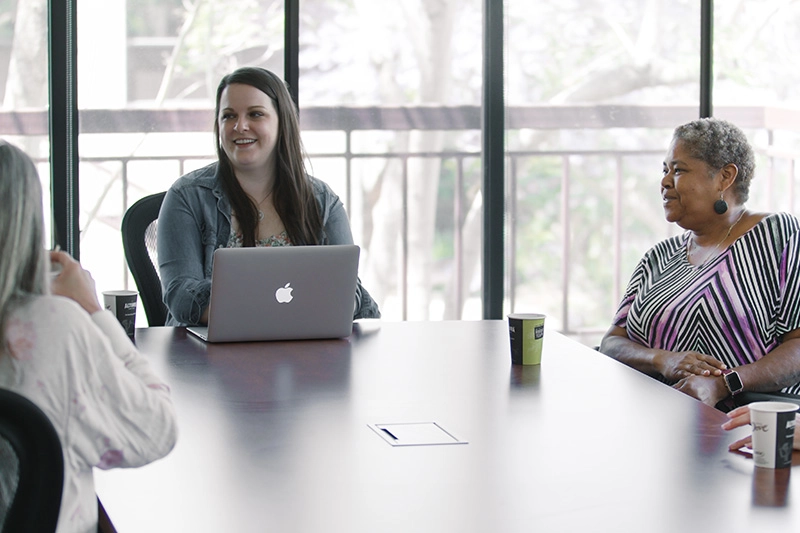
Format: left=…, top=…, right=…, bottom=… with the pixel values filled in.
left=0, top=296, right=178, bottom=533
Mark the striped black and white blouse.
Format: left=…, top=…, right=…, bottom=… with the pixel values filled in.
left=613, top=212, right=800, bottom=395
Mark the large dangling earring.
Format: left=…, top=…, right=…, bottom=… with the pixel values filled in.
left=713, top=192, right=728, bottom=215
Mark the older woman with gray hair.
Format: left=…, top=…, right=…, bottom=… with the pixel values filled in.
left=0, top=140, right=177, bottom=532
left=600, top=118, right=800, bottom=410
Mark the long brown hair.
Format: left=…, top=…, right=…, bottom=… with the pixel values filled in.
left=214, top=67, right=322, bottom=246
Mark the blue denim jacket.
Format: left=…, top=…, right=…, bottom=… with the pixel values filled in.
left=157, top=162, right=380, bottom=326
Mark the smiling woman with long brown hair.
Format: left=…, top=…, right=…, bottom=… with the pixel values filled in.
left=157, top=66, right=380, bottom=326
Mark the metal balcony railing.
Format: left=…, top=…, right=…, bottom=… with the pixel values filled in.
left=3, top=105, right=799, bottom=343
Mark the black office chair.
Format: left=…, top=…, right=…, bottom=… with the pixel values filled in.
left=122, top=191, right=168, bottom=327
left=735, top=390, right=800, bottom=409
left=0, top=388, right=64, bottom=533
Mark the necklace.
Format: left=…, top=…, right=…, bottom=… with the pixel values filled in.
left=254, top=191, right=272, bottom=221
left=687, top=209, right=746, bottom=268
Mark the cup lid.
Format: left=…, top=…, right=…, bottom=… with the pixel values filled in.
left=102, top=290, right=138, bottom=296
left=748, top=401, right=799, bottom=413
left=507, top=313, right=546, bottom=320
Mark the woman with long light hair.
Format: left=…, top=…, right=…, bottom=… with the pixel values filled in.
left=0, top=140, right=177, bottom=533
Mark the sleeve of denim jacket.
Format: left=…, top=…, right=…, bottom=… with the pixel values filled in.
left=317, top=181, right=381, bottom=319
left=157, top=185, right=212, bottom=325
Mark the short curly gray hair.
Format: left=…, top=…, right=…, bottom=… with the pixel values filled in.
left=672, top=118, right=755, bottom=203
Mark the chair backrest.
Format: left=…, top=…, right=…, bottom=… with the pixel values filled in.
left=122, top=192, right=168, bottom=327
left=735, top=390, right=800, bottom=409
left=0, top=388, right=64, bottom=533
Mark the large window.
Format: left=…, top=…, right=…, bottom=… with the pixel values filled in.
left=77, top=0, right=286, bottom=326
left=299, top=0, right=483, bottom=321
left=714, top=1, right=800, bottom=216
left=505, top=0, right=701, bottom=344
left=14, top=0, right=800, bottom=346
left=0, top=0, right=51, bottom=243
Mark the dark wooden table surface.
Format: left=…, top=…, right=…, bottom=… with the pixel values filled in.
left=95, top=321, right=800, bottom=532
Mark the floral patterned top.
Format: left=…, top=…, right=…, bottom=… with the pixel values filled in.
left=0, top=296, right=178, bottom=533
left=227, top=229, right=292, bottom=248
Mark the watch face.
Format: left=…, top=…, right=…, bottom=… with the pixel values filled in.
left=725, top=371, right=744, bottom=393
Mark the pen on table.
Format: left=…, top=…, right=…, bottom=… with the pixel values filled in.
left=380, top=427, right=399, bottom=440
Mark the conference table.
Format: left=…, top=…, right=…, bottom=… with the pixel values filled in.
left=95, top=321, right=800, bottom=532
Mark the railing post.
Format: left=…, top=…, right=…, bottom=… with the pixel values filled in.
left=122, top=160, right=129, bottom=290
left=613, top=155, right=623, bottom=312
left=790, top=159, right=796, bottom=214
left=561, top=157, right=570, bottom=333
left=402, top=156, right=409, bottom=321
left=508, top=156, right=517, bottom=313
left=455, top=157, right=464, bottom=318
left=345, top=130, right=352, bottom=215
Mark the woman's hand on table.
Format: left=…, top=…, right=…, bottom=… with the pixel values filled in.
left=722, top=405, right=800, bottom=452
left=672, top=373, right=728, bottom=406
left=655, top=350, right=727, bottom=381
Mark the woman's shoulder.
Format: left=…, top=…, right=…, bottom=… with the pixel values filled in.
left=308, top=175, right=336, bottom=194
left=163, top=162, right=224, bottom=214
left=644, top=233, right=686, bottom=260
left=308, top=175, right=342, bottom=206
left=736, top=212, right=800, bottom=256
left=169, top=161, right=220, bottom=192
left=756, top=212, right=800, bottom=234
left=15, top=293, right=84, bottom=315
left=743, top=212, right=800, bottom=244
left=12, top=295, right=94, bottom=331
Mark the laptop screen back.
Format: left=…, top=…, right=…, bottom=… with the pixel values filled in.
left=189, top=245, right=359, bottom=342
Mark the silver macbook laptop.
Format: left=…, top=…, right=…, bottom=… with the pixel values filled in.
left=187, top=245, right=360, bottom=343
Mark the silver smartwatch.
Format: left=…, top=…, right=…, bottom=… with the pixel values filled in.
left=722, top=368, right=744, bottom=396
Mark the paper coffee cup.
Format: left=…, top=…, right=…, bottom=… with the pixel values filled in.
left=103, top=290, right=138, bottom=337
left=508, top=313, right=545, bottom=365
left=749, top=401, right=798, bottom=469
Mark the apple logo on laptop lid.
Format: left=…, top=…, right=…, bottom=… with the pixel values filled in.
left=275, top=282, right=294, bottom=304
